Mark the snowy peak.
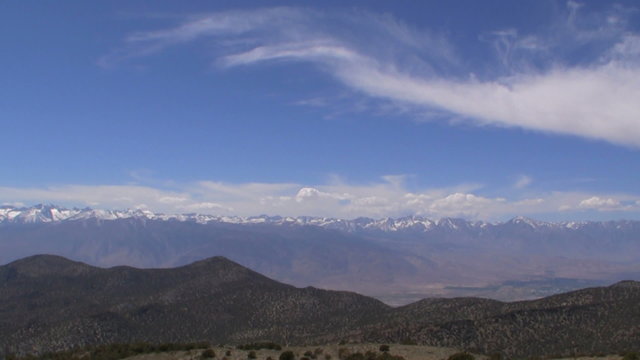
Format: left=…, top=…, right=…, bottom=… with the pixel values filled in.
left=507, top=216, right=550, bottom=228
left=0, top=204, right=79, bottom=224
left=0, top=204, right=634, bottom=233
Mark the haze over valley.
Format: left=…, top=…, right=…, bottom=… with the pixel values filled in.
left=2, top=204, right=638, bottom=304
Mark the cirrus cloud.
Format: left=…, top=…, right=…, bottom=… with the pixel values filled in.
left=102, top=4, right=640, bottom=147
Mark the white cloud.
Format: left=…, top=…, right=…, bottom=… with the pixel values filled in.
left=102, top=5, right=640, bottom=147
left=2, top=179, right=638, bottom=220
left=578, top=196, right=627, bottom=211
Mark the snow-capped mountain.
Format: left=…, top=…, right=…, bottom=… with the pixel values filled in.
left=0, top=204, right=634, bottom=232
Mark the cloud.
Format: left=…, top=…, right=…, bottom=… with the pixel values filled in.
left=578, top=196, right=628, bottom=211
left=2, top=179, right=639, bottom=220
left=514, top=175, right=533, bottom=189
left=102, top=4, right=640, bottom=147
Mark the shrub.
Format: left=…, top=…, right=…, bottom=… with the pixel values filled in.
left=280, top=351, right=296, bottom=360
left=623, top=352, right=640, bottom=360
left=248, top=351, right=257, bottom=359
left=338, top=348, right=351, bottom=360
left=226, top=350, right=233, bottom=356
left=325, top=355, right=332, bottom=360
left=379, top=345, right=390, bottom=353
left=447, top=352, right=475, bottom=360
left=202, top=349, right=216, bottom=359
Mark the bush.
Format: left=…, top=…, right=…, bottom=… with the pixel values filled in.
left=338, top=348, right=351, bottom=360
left=202, top=349, right=217, bottom=359
left=280, top=351, right=296, bottom=360
left=248, top=351, right=257, bottom=359
left=447, top=352, right=475, bottom=360
left=379, top=345, right=390, bottom=353
left=623, top=352, right=640, bottom=360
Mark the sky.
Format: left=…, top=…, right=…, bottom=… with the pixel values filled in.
left=2, top=0, right=640, bottom=221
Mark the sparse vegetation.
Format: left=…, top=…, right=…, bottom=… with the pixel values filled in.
left=4, top=342, right=211, bottom=360
left=447, top=352, right=475, bottom=360
left=2, top=341, right=633, bottom=360
left=238, top=343, right=283, bottom=351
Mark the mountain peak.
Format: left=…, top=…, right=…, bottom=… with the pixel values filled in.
left=4, top=254, right=94, bottom=278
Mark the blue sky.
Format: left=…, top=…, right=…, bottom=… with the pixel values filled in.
left=2, top=0, right=640, bottom=220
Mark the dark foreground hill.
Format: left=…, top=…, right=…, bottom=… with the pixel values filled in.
left=0, top=255, right=387, bottom=356
left=1, top=255, right=639, bottom=359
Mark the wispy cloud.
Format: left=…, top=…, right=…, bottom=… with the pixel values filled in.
left=101, top=4, right=640, bottom=147
left=514, top=175, right=533, bottom=189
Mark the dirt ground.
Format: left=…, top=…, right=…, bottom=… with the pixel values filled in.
left=124, top=343, right=623, bottom=360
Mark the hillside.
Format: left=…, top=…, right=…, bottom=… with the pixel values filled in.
left=1, top=255, right=639, bottom=358
left=0, top=255, right=387, bottom=356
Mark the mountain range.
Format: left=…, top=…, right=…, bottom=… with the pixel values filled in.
left=1, top=254, right=639, bottom=359
left=1, top=205, right=640, bottom=304
left=1, top=204, right=635, bottom=232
